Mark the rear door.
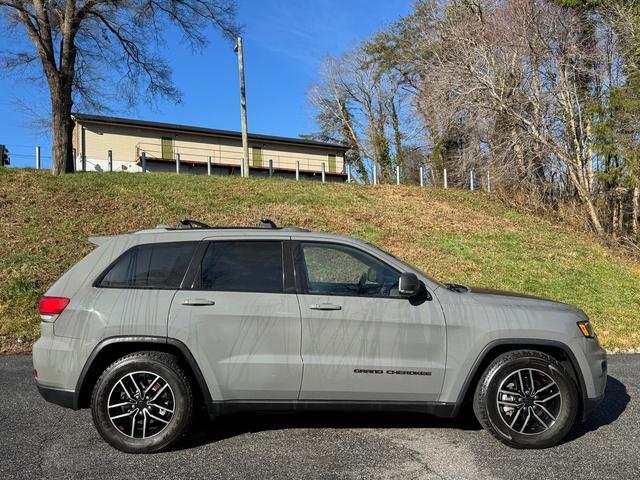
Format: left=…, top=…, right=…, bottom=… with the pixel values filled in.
left=57, top=241, right=199, bottom=340
left=168, top=237, right=303, bottom=401
left=294, top=239, right=446, bottom=402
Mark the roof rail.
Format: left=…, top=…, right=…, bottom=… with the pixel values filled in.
left=257, top=218, right=278, bottom=229
left=147, top=218, right=310, bottom=232
left=176, top=219, right=212, bottom=229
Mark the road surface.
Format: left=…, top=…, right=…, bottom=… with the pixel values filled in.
left=0, top=355, right=636, bottom=479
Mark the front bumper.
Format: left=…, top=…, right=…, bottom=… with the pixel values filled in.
left=583, top=392, right=605, bottom=421
left=580, top=340, right=607, bottom=421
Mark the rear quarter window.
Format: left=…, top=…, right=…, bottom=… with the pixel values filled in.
left=98, top=242, right=197, bottom=289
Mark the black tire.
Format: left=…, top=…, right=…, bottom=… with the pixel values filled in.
left=473, top=349, right=578, bottom=449
left=91, top=351, right=193, bottom=453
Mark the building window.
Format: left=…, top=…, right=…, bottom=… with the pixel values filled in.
left=252, top=146, right=263, bottom=168
left=161, top=137, right=174, bottom=160
left=328, top=154, right=336, bottom=173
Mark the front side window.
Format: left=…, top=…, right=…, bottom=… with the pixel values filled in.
left=199, top=241, right=284, bottom=293
left=99, top=242, right=197, bottom=289
left=300, top=242, right=400, bottom=298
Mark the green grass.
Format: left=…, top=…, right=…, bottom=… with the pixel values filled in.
left=1, top=168, right=639, bottom=352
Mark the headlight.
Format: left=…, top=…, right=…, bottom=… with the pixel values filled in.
left=577, top=320, right=595, bottom=338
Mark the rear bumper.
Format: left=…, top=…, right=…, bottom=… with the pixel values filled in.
left=36, top=382, right=76, bottom=409
left=32, top=322, right=94, bottom=407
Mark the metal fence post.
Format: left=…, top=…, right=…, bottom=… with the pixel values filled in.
left=81, top=126, right=86, bottom=172
left=487, top=171, right=491, bottom=192
left=444, top=168, right=448, bottom=189
left=396, top=165, right=400, bottom=185
left=176, top=153, right=180, bottom=174
left=141, top=152, right=146, bottom=173
left=35, top=146, right=41, bottom=169
left=321, top=162, right=326, bottom=183
left=470, top=170, right=474, bottom=191
left=269, top=159, right=273, bottom=177
left=373, top=164, right=377, bottom=185
left=347, top=164, right=351, bottom=183
left=207, top=156, right=212, bottom=176
left=73, top=148, right=76, bottom=167
left=420, top=166, right=424, bottom=187
left=108, top=150, right=113, bottom=172
left=296, top=161, right=300, bottom=181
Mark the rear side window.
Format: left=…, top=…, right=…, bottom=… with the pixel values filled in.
left=98, top=242, right=197, bottom=289
left=199, top=241, right=283, bottom=293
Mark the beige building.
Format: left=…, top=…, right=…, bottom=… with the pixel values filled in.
left=72, top=114, right=348, bottom=181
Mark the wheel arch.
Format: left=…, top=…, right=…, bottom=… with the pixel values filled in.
left=74, top=336, right=214, bottom=418
left=456, top=339, right=586, bottom=417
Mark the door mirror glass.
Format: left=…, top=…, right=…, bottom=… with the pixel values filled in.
left=398, top=272, right=420, bottom=297
left=367, top=266, right=381, bottom=283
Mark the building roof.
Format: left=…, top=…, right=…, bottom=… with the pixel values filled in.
left=72, top=113, right=348, bottom=151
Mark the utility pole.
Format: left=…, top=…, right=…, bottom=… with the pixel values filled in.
left=235, top=36, right=250, bottom=177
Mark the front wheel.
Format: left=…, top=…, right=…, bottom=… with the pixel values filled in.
left=91, top=351, right=193, bottom=453
left=473, top=350, right=578, bottom=449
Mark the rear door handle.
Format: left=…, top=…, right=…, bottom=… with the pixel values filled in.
left=181, top=299, right=216, bottom=306
left=309, top=303, right=342, bottom=311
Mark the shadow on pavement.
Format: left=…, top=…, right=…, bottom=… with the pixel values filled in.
left=173, top=375, right=630, bottom=451
left=563, top=375, right=630, bottom=443
left=175, top=408, right=482, bottom=451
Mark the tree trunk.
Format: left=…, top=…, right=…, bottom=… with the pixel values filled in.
left=633, top=186, right=639, bottom=238
left=50, top=83, right=75, bottom=175
left=612, top=196, right=619, bottom=239
left=585, top=195, right=604, bottom=235
left=618, top=198, right=624, bottom=234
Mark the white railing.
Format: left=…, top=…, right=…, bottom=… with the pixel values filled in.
left=11, top=143, right=496, bottom=191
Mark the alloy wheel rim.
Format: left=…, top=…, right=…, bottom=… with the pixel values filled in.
left=496, top=368, right=562, bottom=435
left=107, top=371, right=175, bottom=439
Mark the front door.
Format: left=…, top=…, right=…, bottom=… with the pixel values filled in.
left=168, top=239, right=302, bottom=401
left=295, top=241, right=446, bottom=402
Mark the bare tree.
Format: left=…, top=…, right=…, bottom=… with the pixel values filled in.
left=308, top=48, right=419, bottom=184
left=0, top=1, right=239, bottom=174
left=337, top=0, right=640, bottom=240
left=385, top=0, right=611, bottom=231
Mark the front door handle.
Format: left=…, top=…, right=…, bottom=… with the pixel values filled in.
left=309, top=303, right=342, bottom=311
left=181, top=299, right=216, bottom=306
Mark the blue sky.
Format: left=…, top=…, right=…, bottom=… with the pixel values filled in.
left=0, top=0, right=411, bottom=168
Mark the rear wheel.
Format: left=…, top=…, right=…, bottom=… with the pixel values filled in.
left=91, top=351, right=193, bottom=453
left=473, top=350, right=578, bottom=449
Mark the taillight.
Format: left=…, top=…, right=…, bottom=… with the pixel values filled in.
left=38, top=296, right=70, bottom=317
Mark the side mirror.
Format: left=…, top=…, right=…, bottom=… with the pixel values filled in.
left=398, top=272, right=420, bottom=297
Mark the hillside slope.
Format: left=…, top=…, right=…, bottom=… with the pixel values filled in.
left=1, top=168, right=639, bottom=352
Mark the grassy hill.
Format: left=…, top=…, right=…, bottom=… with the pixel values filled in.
left=1, top=168, right=639, bottom=353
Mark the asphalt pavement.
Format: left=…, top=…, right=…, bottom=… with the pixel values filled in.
left=0, top=354, right=637, bottom=480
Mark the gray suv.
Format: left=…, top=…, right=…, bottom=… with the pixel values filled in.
left=33, top=219, right=607, bottom=452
